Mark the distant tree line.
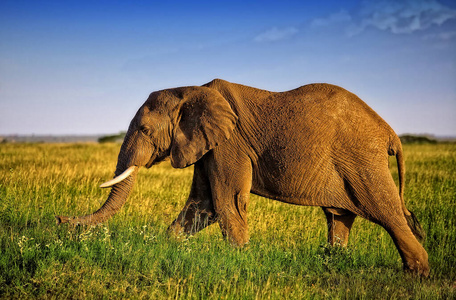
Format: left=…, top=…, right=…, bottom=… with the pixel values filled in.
left=98, top=132, right=126, bottom=143
left=0, top=133, right=450, bottom=144
left=399, top=135, right=437, bottom=144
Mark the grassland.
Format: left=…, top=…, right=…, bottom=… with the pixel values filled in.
left=0, top=142, right=455, bottom=299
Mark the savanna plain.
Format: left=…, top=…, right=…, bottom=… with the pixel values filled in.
left=0, top=142, right=455, bottom=299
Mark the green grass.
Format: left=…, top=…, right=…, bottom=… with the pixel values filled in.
left=0, top=143, right=455, bottom=299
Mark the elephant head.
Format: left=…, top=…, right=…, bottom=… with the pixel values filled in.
left=56, top=86, right=237, bottom=226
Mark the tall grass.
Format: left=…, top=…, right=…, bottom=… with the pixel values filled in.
left=0, top=143, right=455, bottom=299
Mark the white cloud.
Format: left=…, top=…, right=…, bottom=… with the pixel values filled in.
left=354, top=0, right=456, bottom=35
left=253, top=0, right=456, bottom=43
left=311, top=10, right=352, bottom=28
left=254, top=26, right=299, bottom=42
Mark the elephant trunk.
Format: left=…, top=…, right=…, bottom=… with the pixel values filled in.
left=55, top=167, right=138, bottom=226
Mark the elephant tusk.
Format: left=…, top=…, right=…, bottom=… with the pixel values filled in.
left=100, top=166, right=137, bottom=188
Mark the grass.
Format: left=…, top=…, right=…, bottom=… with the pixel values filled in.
left=0, top=142, right=455, bottom=299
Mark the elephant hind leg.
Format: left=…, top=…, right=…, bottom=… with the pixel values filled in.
left=385, top=221, right=430, bottom=276
left=343, top=167, right=429, bottom=276
left=323, top=208, right=356, bottom=247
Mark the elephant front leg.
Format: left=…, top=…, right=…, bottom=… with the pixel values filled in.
left=208, top=151, right=253, bottom=247
left=323, top=208, right=356, bottom=247
left=167, top=161, right=217, bottom=237
left=168, top=199, right=217, bottom=237
left=217, top=192, right=250, bottom=247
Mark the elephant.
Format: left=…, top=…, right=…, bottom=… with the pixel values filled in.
left=56, top=79, right=429, bottom=276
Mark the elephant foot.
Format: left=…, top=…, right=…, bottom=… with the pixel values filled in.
left=166, top=222, right=189, bottom=241
left=219, top=221, right=250, bottom=248
left=323, top=208, right=356, bottom=247
left=55, top=216, right=70, bottom=225
left=386, top=222, right=430, bottom=277
left=404, top=262, right=430, bottom=277
left=403, top=249, right=430, bottom=277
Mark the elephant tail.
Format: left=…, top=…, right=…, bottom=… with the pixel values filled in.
left=405, top=210, right=425, bottom=243
left=390, top=136, right=426, bottom=243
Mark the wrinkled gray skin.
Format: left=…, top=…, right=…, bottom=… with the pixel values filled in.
left=56, top=79, right=429, bottom=276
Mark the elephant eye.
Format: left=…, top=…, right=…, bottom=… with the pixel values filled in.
left=140, top=125, right=153, bottom=136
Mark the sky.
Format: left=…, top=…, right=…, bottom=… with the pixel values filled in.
left=1, top=0, right=455, bottom=136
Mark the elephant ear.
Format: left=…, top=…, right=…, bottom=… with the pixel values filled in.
left=170, top=87, right=238, bottom=168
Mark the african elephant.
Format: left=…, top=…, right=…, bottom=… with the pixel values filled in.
left=56, top=79, right=429, bottom=276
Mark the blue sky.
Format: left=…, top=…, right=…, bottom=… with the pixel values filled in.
left=1, top=0, right=455, bottom=136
